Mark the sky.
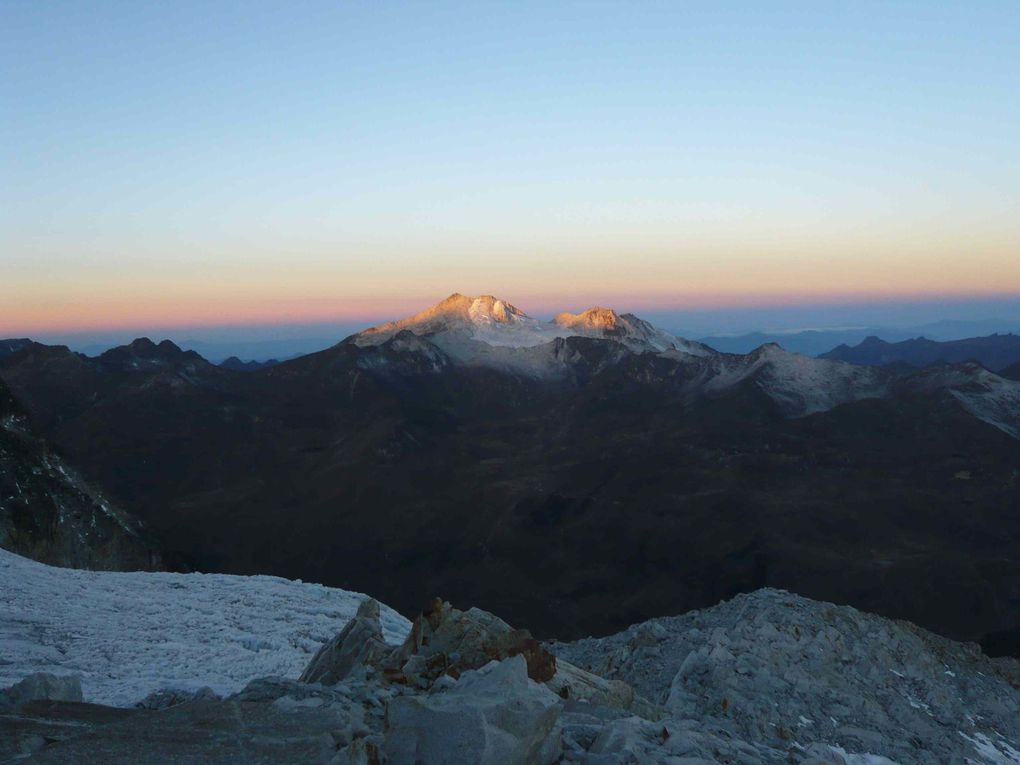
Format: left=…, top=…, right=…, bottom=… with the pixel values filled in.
left=3, top=1, right=1020, bottom=344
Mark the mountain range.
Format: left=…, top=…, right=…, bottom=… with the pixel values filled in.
left=820, top=333, right=1020, bottom=371
left=698, top=317, right=1020, bottom=356
left=1, top=294, right=1019, bottom=654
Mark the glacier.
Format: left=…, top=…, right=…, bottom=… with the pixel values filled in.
left=0, top=547, right=410, bottom=707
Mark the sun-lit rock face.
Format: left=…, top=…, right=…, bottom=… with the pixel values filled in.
left=554, top=307, right=621, bottom=331
left=466, top=295, right=529, bottom=325
left=419, top=293, right=530, bottom=326
left=354, top=293, right=533, bottom=346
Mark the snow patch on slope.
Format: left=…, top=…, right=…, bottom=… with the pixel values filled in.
left=686, top=343, right=887, bottom=416
left=950, top=374, right=1020, bottom=440
left=0, top=548, right=410, bottom=707
left=907, top=364, right=1020, bottom=439
left=751, top=343, right=888, bottom=415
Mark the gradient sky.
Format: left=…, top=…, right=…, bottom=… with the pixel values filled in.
left=3, top=1, right=1020, bottom=337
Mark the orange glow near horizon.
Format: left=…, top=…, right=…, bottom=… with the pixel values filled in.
left=5, top=225, right=1020, bottom=335
left=6, top=283, right=1020, bottom=336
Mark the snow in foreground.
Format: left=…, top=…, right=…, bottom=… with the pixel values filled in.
left=0, top=548, right=411, bottom=707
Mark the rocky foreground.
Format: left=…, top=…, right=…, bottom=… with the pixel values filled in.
left=2, top=588, right=1019, bottom=764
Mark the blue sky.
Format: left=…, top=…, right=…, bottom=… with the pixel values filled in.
left=2, top=1, right=1019, bottom=340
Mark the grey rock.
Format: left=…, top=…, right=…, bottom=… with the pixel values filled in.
left=384, top=655, right=562, bottom=765
left=547, top=658, right=661, bottom=721
left=300, top=598, right=392, bottom=686
left=135, top=685, right=219, bottom=710
left=554, top=589, right=1020, bottom=765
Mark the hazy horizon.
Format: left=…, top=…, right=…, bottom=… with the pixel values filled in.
left=13, top=292, right=1020, bottom=362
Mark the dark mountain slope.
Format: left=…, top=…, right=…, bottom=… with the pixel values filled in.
left=0, top=379, right=161, bottom=570
left=0, top=339, right=35, bottom=359
left=822, top=333, right=1020, bottom=371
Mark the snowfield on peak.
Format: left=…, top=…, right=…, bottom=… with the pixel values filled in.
left=349, top=292, right=711, bottom=357
left=0, top=548, right=410, bottom=707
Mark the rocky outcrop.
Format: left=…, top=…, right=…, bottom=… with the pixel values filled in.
left=0, top=673, right=82, bottom=714
left=556, top=588, right=1020, bottom=764
left=383, top=597, right=557, bottom=686
left=291, top=596, right=657, bottom=762
left=300, top=596, right=657, bottom=715
left=300, top=599, right=392, bottom=685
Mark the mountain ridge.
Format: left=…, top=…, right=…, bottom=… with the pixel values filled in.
left=1, top=297, right=1019, bottom=648
left=821, top=332, right=1020, bottom=371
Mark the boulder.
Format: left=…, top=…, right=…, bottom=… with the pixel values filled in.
left=384, top=597, right=556, bottom=687
left=300, top=598, right=392, bottom=685
left=0, top=673, right=83, bottom=713
left=135, top=686, right=220, bottom=710
left=546, top=659, right=661, bottom=720
left=384, top=655, right=561, bottom=765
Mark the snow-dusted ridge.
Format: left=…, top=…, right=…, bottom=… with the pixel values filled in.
left=0, top=547, right=410, bottom=707
left=908, top=363, right=1020, bottom=440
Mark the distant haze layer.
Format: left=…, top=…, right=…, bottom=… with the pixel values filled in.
left=15, top=295, right=1020, bottom=363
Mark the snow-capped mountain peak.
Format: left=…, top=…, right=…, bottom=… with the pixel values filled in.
left=348, top=293, right=706, bottom=360
left=352, top=293, right=538, bottom=347
left=464, top=294, right=529, bottom=325
left=413, top=292, right=532, bottom=326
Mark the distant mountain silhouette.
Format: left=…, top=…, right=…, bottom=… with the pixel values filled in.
left=219, top=356, right=280, bottom=372
left=820, top=333, right=1020, bottom=372
left=698, top=329, right=904, bottom=356
left=699, top=319, right=1020, bottom=357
